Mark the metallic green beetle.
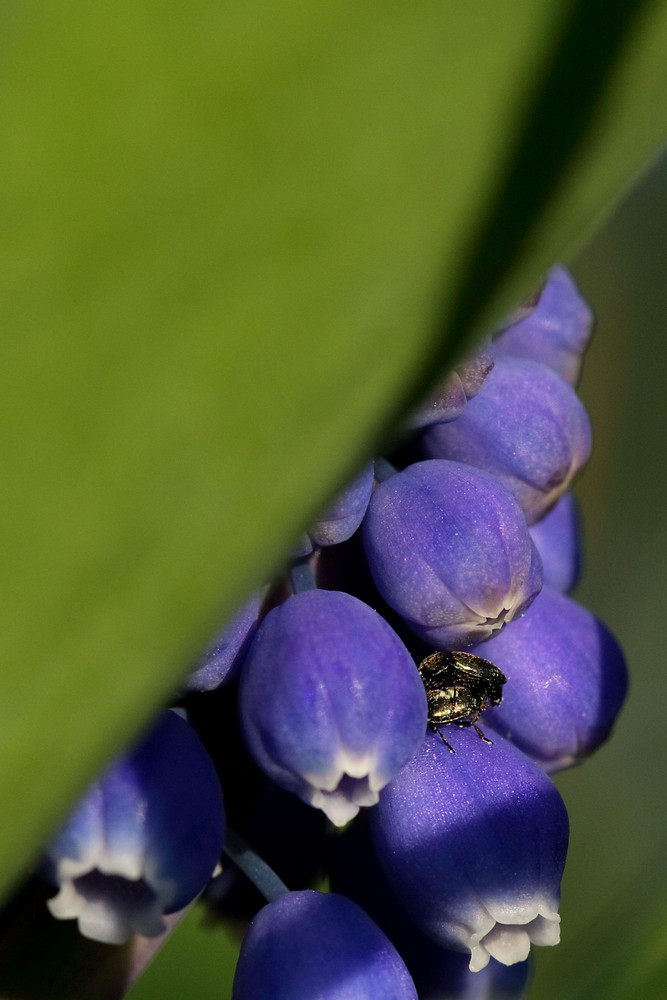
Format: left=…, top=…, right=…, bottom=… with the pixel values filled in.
left=418, top=650, right=507, bottom=753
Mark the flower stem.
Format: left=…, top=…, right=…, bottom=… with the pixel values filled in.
left=223, top=829, right=289, bottom=903
left=289, top=557, right=317, bottom=594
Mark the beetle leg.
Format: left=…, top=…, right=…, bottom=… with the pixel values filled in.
left=472, top=723, right=493, bottom=745
left=430, top=723, right=455, bottom=754
left=451, top=719, right=494, bottom=745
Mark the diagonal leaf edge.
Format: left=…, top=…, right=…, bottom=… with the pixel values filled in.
left=397, top=0, right=662, bottom=421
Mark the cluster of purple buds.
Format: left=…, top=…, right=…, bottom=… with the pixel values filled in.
left=39, top=265, right=627, bottom=998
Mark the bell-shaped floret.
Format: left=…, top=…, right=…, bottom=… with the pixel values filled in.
left=493, top=265, right=593, bottom=385
left=184, top=591, right=262, bottom=692
left=330, top=814, right=530, bottom=998
left=239, top=590, right=428, bottom=826
left=43, top=711, right=225, bottom=944
left=232, top=890, right=417, bottom=1000
left=528, top=492, right=582, bottom=593
left=408, top=341, right=495, bottom=430
left=422, top=358, right=592, bottom=524
left=370, top=729, right=568, bottom=972
left=362, top=460, right=542, bottom=649
left=471, top=587, right=628, bottom=772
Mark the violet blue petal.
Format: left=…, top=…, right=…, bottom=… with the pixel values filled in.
left=528, top=492, right=582, bottom=593
left=408, top=341, right=495, bottom=430
left=402, top=946, right=530, bottom=1000
left=308, top=462, right=375, bottom=547
left=331, top=815, right=530, bottom=997
left=493, top=265, right=594, bottom=385
left=232, top=890, right=417, bottom=1000
left=471, top=587, right=628, bottom=772
left=422, top=358, right=592, bottom=524
left=184, top=592, right=262, bottom=692
left=239, top=590, right=427, bottom=826
left=370, top=729, right=568, bottom=972
left=408, top=370, right=468, bottom=429
left=43, top=711, right=225, bottom=944
left=362, top=460, right=542, bottom=648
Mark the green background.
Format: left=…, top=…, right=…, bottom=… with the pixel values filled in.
left=1, top=0, right=667, bottom=996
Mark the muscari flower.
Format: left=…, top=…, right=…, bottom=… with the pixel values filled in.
left=528, top=491, right=581, bottom=594
left=422, top=357, right=592, bottom=524
left=492, top=264, right=594, bottom=386
left=294, top=462, right=375, bottom=556
left=361, top=459, right=542, bottom=649
left=471, top=586, right=628, bottom=772
left=43, top=710, right=225, bottom=944
left=232, top=889, right=418, bottom=1000
left=184, top=591, right=263, bottom=693
left=238, top=589, right=427, bottom=826
left=330, top=813, right=530, bottom=1000
left=370, top=728, right=568, bottom=972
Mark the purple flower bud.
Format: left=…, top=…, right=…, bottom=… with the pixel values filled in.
left=239, top=590, right=427, bottom=826
left=232, top=890, right=418, bottom=1000
left=422, top=358, right=592, bottom=524
left=184, top=592, right=262, bottom=692
left=308, top=462, right=376, bottom=548
left=362, top=460, right=542, bottom=648
left=43, top=711, right=225, bottom=944
left=408, top=342, right=495, bottom=430
left=470, top=587, right=628, bottom=772
left=370, top=729, right=568, bottom=972
left=293, top=463, right=376, bottom=557
left=528, top=492, right=582, bottom=593
left=493, top=265, right=594, bottom=385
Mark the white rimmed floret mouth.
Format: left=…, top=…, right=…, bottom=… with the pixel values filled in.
left=303, top=750, right=384, bottom=826
left=467, top=899, right=561, bottom=971
left=47, top=847, right=178, bottom=945
left=47, top=868, right=167, bottom=944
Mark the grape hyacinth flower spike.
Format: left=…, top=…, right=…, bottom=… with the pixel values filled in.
left=43, top=711, right=225, bottom=944
left=239, top=589, right=428, bottom=825
left=362, top=459, right=543, bottom=648
left=25, top=261, right=624, bottom=1000
left=232, top=890, right=418, bottom=1000
left=370, top=728, right=569, bottom=971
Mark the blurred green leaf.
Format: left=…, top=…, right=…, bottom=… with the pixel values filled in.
left=1, top=0, right=666, bottom=916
